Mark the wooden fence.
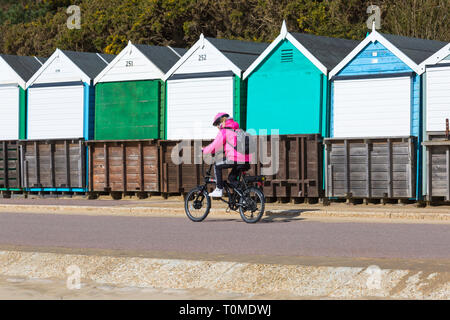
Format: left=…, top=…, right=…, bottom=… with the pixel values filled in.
left=249, top=134, right=323, bottom=199
left=423, top=133, right=450, bottom=201
left=4, top=134, right=324, bottom=199
left=325, top=137, right=416, bottom=199
left=86, top=140, right=159, bottom=193
left=20, top=139, right=86, bottom=191
left=0, top=141, right=21, bottom=190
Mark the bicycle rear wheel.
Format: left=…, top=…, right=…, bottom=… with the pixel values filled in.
left=239, top=187, right=265, bottom=223
left=185, top=186, right=211, bottom=222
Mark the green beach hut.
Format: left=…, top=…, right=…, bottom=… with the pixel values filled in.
left=93, top=42, right=186, bottom=140
left=243, top=22, right=359, bottom=136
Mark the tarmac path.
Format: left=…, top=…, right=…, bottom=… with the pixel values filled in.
left=0, top=212, right=448, bottom=263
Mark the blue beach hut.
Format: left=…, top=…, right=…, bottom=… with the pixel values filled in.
left=325, top=25, right=447, bottom=200
left=22, top=49, right=115, bottom=194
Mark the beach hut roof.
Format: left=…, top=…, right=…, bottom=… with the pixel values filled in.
left=26, top=49, right=115, bottom=88
left=62, top=50, right=115, bottom=79
left=132, top=44, right=187, bottom=73
left=418, top=43, right=450, bottom=72
left=289, top=33, right=360, bottom=70
left=94, top=42, right=187, bottom=84
left=380, top=33, right=448, bottom=65
left=0, top=54, right=47, bottom=88
left=205, top=37, right=269, bottom=71
left=163, top=34, right=269, bottom=81
left=329, top=26, right=448, bottom=78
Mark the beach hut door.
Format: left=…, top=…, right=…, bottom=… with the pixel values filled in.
left=27, top=84, right=85, bottom=139
left=333, top=77, right=411, bottom=138
left=166, top=76, right=234, bottom=140
left=0, top=86, right=19, bottom=140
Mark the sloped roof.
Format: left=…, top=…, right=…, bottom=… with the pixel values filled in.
left=62, top=50, right=115, bottom=79
left=206, top=37, right=269, bottom=70
left=290, top=33, right=360, bottom=70
left=133, top=44, right=187, bottom=73
left=418, top=43, right=450, bottom=72
left=380, top=33, right=448, bottom=64
left=171, top=47, right=188, bottom=57
left=0, top=54, right=47, bottom=82
left=330, top=30, right=449, bottom=77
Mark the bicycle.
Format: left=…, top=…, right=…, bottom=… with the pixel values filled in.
left=184, top=164, right=266, bottom=223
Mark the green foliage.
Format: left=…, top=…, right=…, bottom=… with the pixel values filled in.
left=0, top=1, right=48, bottom=25
left=0, top=0, right=448, bottom=57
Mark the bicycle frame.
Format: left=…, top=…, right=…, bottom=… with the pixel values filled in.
left=201, top=164, right=252, bottom=211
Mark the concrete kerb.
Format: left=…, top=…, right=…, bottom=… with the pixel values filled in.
left=0, top=250, right=448, bottom=299
left=0, top=204, right=450, bottom=221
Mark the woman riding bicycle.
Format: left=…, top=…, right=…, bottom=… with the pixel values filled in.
left=185, top=113, right=264, bottom=223
left=202, top=113, right=251, bottom=198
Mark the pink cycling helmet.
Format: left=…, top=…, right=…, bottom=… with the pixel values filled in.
left=212, top=112, right=230, bottom=126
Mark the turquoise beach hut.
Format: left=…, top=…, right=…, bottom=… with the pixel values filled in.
left=243, top=21, right=359, bottom=136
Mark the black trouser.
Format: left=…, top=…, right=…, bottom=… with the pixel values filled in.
left=214, top=162, right=250, bottom=189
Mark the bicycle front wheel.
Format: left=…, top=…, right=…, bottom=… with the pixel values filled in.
left=185, top=186, right=211, bottom=222
left=239, top=187, right=265, bottom=223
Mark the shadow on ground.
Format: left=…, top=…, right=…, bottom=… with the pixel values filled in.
left=261, top=209, right=318, bottom=223
left=201, top=210, right=314, bottom=224
left=202, top=209, right=318, bottom=223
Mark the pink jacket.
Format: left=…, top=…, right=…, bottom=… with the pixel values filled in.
left=202, top=119, right=252, bottom=163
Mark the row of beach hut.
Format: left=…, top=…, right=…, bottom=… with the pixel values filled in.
left=0, top=22, right=449, bottom=201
